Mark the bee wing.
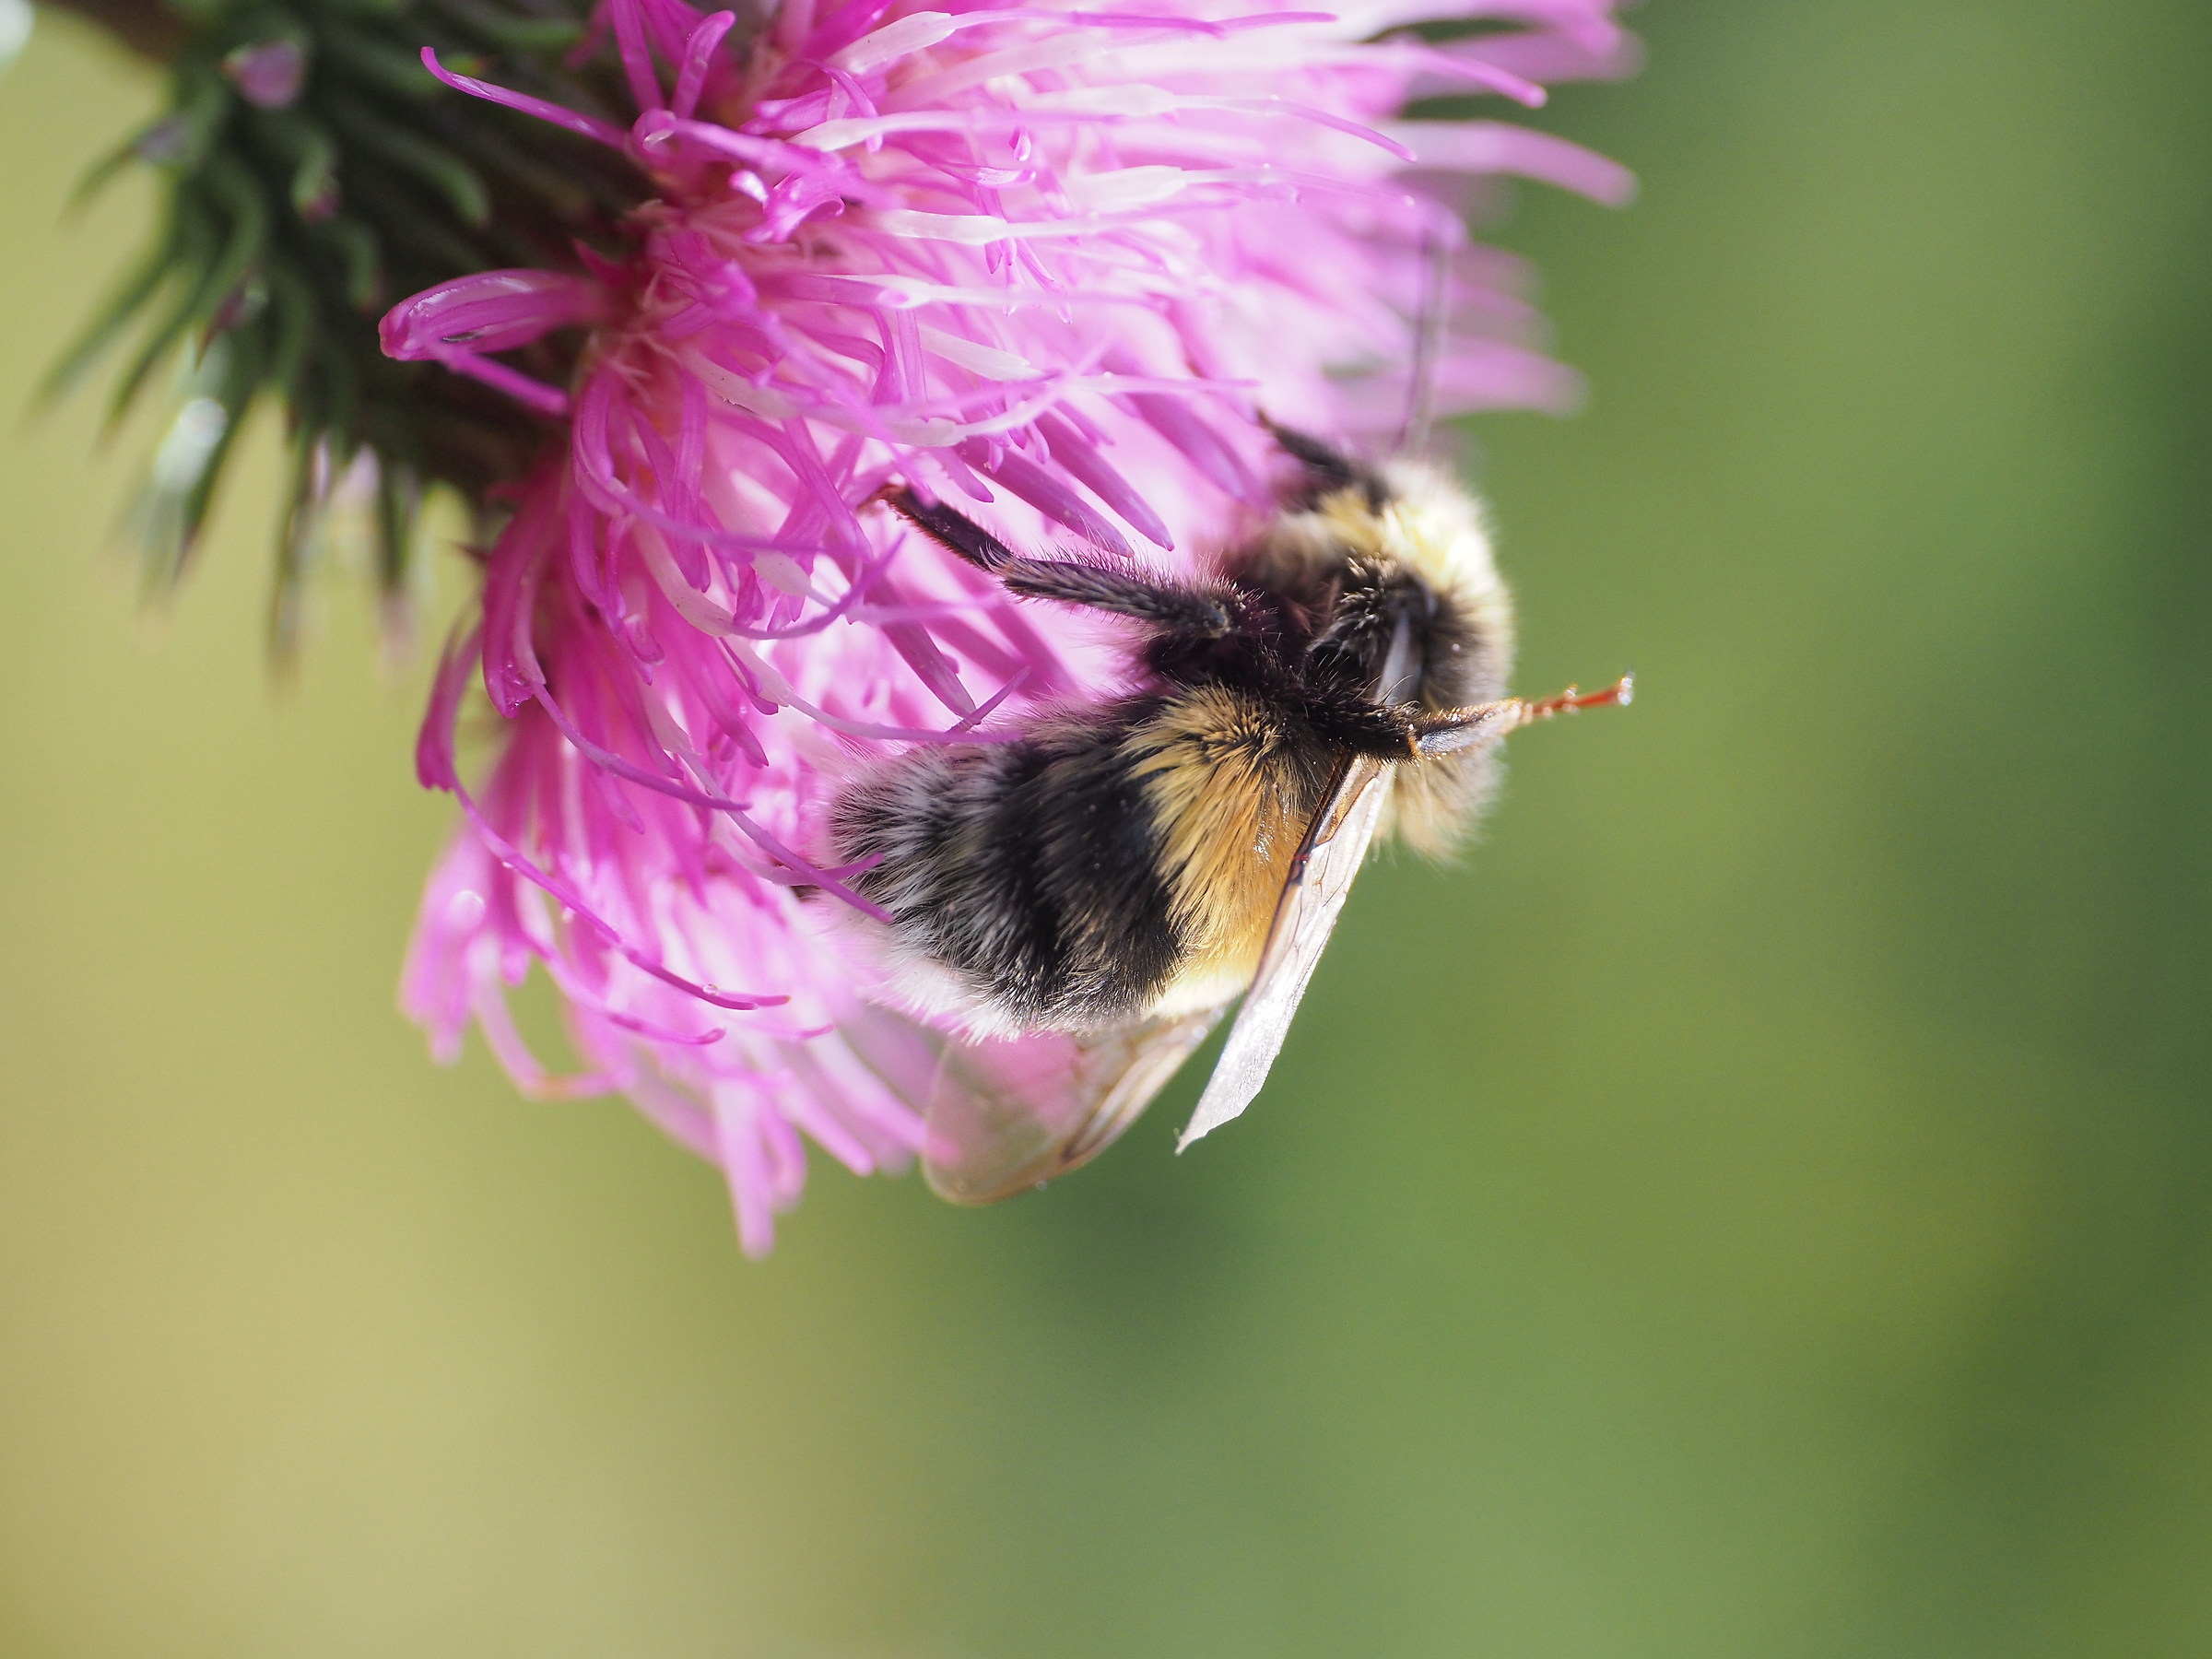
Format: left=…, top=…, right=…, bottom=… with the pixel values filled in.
left=923, top=1010, right=1230, bottom=1203
left=836, top=1000, right=1229, bottom=1205
left=1175, top=753, right=1392, bottom=1152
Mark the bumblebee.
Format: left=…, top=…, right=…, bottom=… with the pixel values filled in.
left=830, top=429, right=1627, bottom=1201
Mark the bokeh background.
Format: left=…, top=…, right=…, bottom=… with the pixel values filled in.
left=5, top=2, right=2210, bottom=1653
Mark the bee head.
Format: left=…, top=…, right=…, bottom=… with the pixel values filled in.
left=1245, top=459, right=1513, bottom=714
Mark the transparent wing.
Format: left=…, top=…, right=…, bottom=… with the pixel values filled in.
left=923, top=1010, right=1230, bottom=1203
left=1175, top=754, right=1391, bottom=1152
left=837, top=1000, right=1228, bottom=1205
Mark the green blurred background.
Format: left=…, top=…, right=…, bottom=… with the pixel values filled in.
left=5, top=2, right=2210, bottom=1653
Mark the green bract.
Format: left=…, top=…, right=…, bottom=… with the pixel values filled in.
left=50, top=0, right=643, bottom=655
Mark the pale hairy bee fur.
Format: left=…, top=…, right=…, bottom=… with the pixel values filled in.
left=1248, top=456, right=1514, bottom=856
left=828, top=433, right=1514, bottom=1040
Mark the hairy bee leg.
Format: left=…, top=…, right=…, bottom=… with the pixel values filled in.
left=885, top=487, right=1021, bottom=571
left=1407, top=701, right=1522, bottom=757
left=1408, top=676, right=1635, bottom=757
left=1262, top=418, right=1390, bottom=510
left=886, top=488, right=1233, bottom=637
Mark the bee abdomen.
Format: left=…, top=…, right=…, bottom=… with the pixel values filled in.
left=832, top=703, right=1186, bottom=1032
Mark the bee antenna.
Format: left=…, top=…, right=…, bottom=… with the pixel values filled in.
left=1398, top=221, right=1450, bottom=455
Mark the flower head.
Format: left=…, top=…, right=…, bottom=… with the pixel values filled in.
left=392, top=0, right=1633, bottom=1251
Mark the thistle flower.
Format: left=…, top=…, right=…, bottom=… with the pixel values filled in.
left=386, top=0, right=1634, bottom=1252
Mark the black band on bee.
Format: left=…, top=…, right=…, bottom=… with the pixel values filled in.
left=836, top=702, right=1190, bottom=1030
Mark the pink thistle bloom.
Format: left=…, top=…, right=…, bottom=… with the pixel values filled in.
left=388, top=0, right=1633, bottom=1253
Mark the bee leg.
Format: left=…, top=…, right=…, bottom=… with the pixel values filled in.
left=1262, top=418, right=1390, bottom=511
left=1407, top=677, right=1635, bottom=757
left=884, top=487, right=1021, bottom=571
left=1406, top=701, right=1524, bottom=757
left=1306, top=695, right=1458, bottom=759
left=885, top=488, right=1233, bottom=639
